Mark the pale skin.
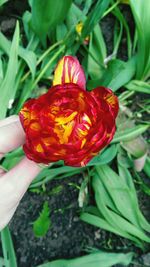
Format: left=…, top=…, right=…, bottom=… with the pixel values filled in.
left=0, top=115, right=41, bottom=230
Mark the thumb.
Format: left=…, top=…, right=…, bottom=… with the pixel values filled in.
left=0, top=157, right=41, bottom=230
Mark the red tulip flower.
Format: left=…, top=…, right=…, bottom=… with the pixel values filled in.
left=19, top=56, right=119, bottom=167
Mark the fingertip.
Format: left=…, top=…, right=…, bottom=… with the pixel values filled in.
left=0, top=115, right=19, bottom=128
left=0, top=119, right=25, bottom=155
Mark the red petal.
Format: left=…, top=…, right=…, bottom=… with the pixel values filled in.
left=19, top=99, right=36, bottom=130
left=90, top=86, right=119, bottom=118
left=20, top=84, right=118, bottom=167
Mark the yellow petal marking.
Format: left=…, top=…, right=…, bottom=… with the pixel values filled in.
left=51, top=106, right=60, bottom=115
left=78, top=128, right=88, bottom=137
left=54, top=123, right=73, bottom=144
left=106, top=133, right=111, bottom=138
left=54, top=149, right=66, bottom=156
left=36, top=144, right=44, bottom=153
left=81, top=138, right=86, bottom=148
left=55, top=111, right=77, bottom=125
left=105, top=94, right=116, bottom=107
left=53, top=57, right=64, bottom=86
left=54, top=112, right=77, bottom=144
left=30, top=122, right=40, bottom=131
left=62, top=121, right=74, bottom=143
left=83, top=113, right=92, bottom=125
left=64, top=58, right=70, bottom=83
left=20, top=107, right=31, bottom=127
left=42, top=137, right=56, bottom=145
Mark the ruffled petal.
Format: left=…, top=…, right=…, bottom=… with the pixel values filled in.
left=90, top=86, right=119, bottom=118
left=19, top=99, right=36, bottom=130
left=19, top=83, right=118, bottom=167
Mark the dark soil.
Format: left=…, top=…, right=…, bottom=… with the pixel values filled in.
left=0, top=1, right=150, bottom=267
left=7, top=173, right=150, bottom=267
left=9, top=174, right=132, bottom=267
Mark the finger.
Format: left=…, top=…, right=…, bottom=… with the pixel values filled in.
left=1, top=157, right=41, bottom=200
left=0, top=158, right=41, bottom=231
left=0, top=115, right=19, bottom=128
left=0, top=116, right=25, bottom=158
left=0, top=206, right=16, bottom=231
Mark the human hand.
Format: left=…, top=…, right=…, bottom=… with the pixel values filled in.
left=0, top=115, right=41, bottom=230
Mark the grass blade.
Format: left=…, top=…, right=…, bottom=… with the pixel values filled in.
left=31, top=0, right=72, bottom=45
left=130, top=0, right=150, bottom=79
left=0, top=30, right=37, bottom=79
left=0, top=21, right=19, bottom=119
left=36, top=251, right=134, bottom=267
left=0, top=0, right=9, bottom=6
left=112, top=124, right=149, bottom=143
left=0, top=226, right=17, bottom=267
left=125, top=80, right=150, bottom=94
left=82, top=0, right=110, bottom=38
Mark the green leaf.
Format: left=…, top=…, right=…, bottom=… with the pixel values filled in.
left=134, top=170, right=150, bottom=196
left=125, top=80, right=150, bottom=94
left=121, top=136, right=148, bottom=158
left=94, top=167, right=150, bottom=244
left=0, top=30, right=37, bottom=79
left=112, top=124, right=149, bottom=143
left=15, top=45, right=65, bottom=113
left=130, top=0, right=150, bottom=79
left=81, top=212, right=137, bottom=242
left=0, top=57, right=4, bottom=84
left=0, top=22, right=19, bottom=119
left=56, top=23, right=68, bottom=42
left=144, top=157, right=150, bottom=178
left=88, top=24, right=106, bottom=80
left=0, top=0, right=9, bottom=6
left=66, top=3, right=84, bottom=31
left=31, top=0, right=72, bottom=45
left=81, top=164, right=150, bottom=247
left=118, top=165, right=150, bottom=232
left=82, top=0, right=110, bottom=38
left=87, top=57, right=136, bottom=91
left=87, top=145, right=117, bottom=166
left=0, top=226, right=17, bottom=267
left=30, top=165, right=83, bottom=189
left=36, top=251, right=134, bottom=267
left=113, top=19, right=123, bottom=58
left=0, top=257, right=5, bottom=265
left=82, top=0, right=93, bottom=16
left=33, top=201, right=51, bottom=237
left=103, top=58, right=136, bottom=91
left=112, top=3, right=132, bottom=59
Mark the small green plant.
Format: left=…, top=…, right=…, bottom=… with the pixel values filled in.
left=33, top=201, right=51, bottom=237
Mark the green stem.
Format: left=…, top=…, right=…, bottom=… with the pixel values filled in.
left=76, top=32, right=105, bottom=68
left=31, top=45, right=65, bottom=89
left=21, top=40, right=63, bottom=83
left=119, top=90, right=135, bottom=101
left=102, top=0, right=121, bottom=18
